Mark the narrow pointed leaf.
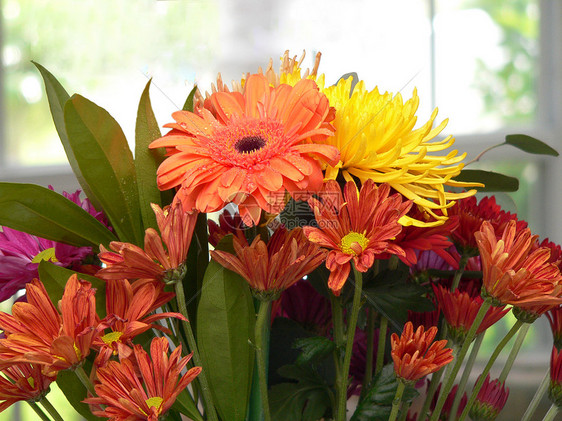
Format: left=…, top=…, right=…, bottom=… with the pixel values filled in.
left=0, top=182, right=116, bottom=248
left=183, top=85, right=198, bottom=112
left=64, top=94, right=143, bottom=245
left=135, top=79, right=164, bottom=231
left=172, top=389, right=204, bottom=421
left=197, top=260, right=255, bottom=421
left=38, top=261, right=106, bottom=318
left=455, top=169, right=519, bottom=192
left=32, top=61, right=101, bottom=210
left=505, top=134, right=559, bottom=156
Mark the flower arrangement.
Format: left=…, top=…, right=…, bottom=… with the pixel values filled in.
left=0, top=51, right=561, bottom=421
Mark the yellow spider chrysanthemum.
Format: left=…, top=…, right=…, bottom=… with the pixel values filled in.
left=319, top=76, right=482, bottom=226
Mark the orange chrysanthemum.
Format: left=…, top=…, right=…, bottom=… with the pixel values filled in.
left=211, top=227, right=325, bottom=298
left=0, top=275, right=98, bottom=375
left=85, top=337, right=201, bottom=421
left=391, top=321, right=453, bottom=382
left=149, top=73, right=339, bottom=226
left=303, top=179, right=412, bottom=295
left=475, top=220, right=562, bottom=318
left=93, top=279, right=186, bottom=367
left=0, top=363, right=55, bottom=412
left=97, top=202, right=197, bottom=284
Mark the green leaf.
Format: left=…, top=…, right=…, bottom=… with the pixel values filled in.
left=363, top=268, right=433, bottom=326
left=196, top=260, right=255, bottom=421
left=38, top=261, right=106, bottom=318
left=0, top=182, right=116, bottom=248
left=172, top=389, right=204, bottom=421
left=351, top=364, right=418, bottom=421
left=134, top=79, right=164, bottom=232
left=32, top=62, right=101, bottom=210
left=505, top=134, right=559, bottom=156
left=294, top=336, right=335, bottom=366
left=64, top=94, right=143, bottom=245
left=454, top=169, right=519, bottom=192
left=56, top=360, right=102, bottom=421
left=183, top=85, right=198, bottom=112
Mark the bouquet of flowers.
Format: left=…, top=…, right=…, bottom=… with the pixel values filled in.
left=0, top=51, right=561, bottom=421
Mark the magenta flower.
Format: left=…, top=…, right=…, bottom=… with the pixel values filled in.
left=0, top=188, right=108, bottom=302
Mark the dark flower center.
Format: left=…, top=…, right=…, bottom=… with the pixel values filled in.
left=234, top=136, right=266, bottom=154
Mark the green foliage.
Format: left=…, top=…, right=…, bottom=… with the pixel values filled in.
left=351, top=364, right=418, bottom=421
left=456, top=169, right=519, bottom=192
left=171, top=389, right=204, bottom=421
left=56, top=361, right=102, bottom=421
left=505, top=134, right=559, bottom=156
left=0, top=182, right=116, bottom=248
left=196, top=260, right=255, bottom=421
left=294, top=336, right=336, bottom=367
left=183, top=85, right=198, bottom=112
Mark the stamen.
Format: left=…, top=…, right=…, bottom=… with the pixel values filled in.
left=235, top=136, right=266, bottom=154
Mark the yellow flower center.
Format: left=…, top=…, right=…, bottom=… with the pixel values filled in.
left=145, top=396, right=164, bottom=412
left=31, top=247, right=58, bottom=263
left=102, top=331, right=124, bottom=346
left=340, top=231, right=369, bottom=256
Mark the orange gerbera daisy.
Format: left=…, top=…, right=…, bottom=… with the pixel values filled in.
left=211, top=226, right=325, bottom=299
left=85, top=337, right=201, bottom=421
left=0, top=363, right=55, bottom=412
left=303, top=179, right=412, bottom=295
left=0, top=275, right=98, bottom=375
left=475, top=220, right=562, bottom=318
left=93, top=279, right=186, bottom=367
left=391, top=321, right=453, bottom=382
left=97, top=202, right=197, bottom=284
left=149, top=73, right=339, bottom=226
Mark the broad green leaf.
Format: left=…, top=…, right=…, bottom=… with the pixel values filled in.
left=0, top=182, right=116, bottom=248
left=135, top=79, right=164, bottom=232
left=38, top=261, right=106, bottom=318
left=183, top=85, right=198, bottom=112
left=197, top=260, right=255, bottom=421
left=56, top=360, right=102, bottom=421
left=64, top=94, right=143, bottom=245
left=455, top=169, right=519, bottom=192
left=351, top=364, right=418, bottom=421
left=172, top=389, right=204, bottom=421
left=294, top=336, right=335, bottom=366
left=505, top=134, right=559, bottom=156
left=363, top=268, right=433, bottom=326
left=32, top=61, right=101, bottom=210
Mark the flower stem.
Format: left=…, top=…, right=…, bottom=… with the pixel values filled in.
left=255, top=299, right=273, bottom=421
left=458, top=319, right=525, bottom=421
left=450, top=253, right=469, bottom=292
left=542, top=403, right=560, bottom=421
left=522, top=370, right=550, bottom=421
left=40, top=396, right=65, bottom=421
left=375, top=315, right=388, bottom=376
left=74, top=365, right=95, bottom=396
left=27, top=402, right=51, bottom=421
left=330, top=293, right=345, bottom=417
left=448, top=332, right=485, bottom=421
left=362, top=308, right=376, bottom=392
left=429, top=299, right=492, bottom=421
left=335, top=265, right=364, bottom=421
left=388, top=381, right=406, bottom=421
left=498, top=322, right=530, bottom=383
left=175, top=280, right=219, bottom=421
left=416, top=368, right=444, bottom=421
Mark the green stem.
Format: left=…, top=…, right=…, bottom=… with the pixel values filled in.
left=375, top=316, right=388, bottom=376
left=522, top=370, right=550, bottom=421
left=74, top=365, right=95, bottom=396
left=397, top=399, right=411, bottom=421
left=362, top=308, right=376, bottom=392
left=27, top=402, right=51, bottom=421
left=451, top=254, right=469, bottom=292
left=498, top=322, right=531, bottom=383
left=429, top=300, right=492, bottom=421
left=388, top=381, right=406, bottom=421
left=255, top=300, right=273, bottom=421
left=330, top=293, right=345, bottom=417
left=417, top=368, right=445, bottom=421
left=542, top=403, right=560, bottom=421
left=458, top=319, right=525, bottom=421
left=40, top=396, right=65, bottom=421
left=175, top=281, right=219, bottom=421
left=448, top=333, right=485, bottom=421
left=335, top=266, right=364, bottom=421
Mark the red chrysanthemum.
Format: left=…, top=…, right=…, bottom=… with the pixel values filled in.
left=547, top=305, right=562, bottom=350
left=149, top=73, right=339, bottom=226
left=549, top=346, right=562, bottom=406
left=475, top=220, right=562, bottom=318
left=0, top=363, right=55, bottom=412
left=469, top=374, right=509, bottom=421
left=303, top=180, right=412, bottom=295
left=390, top=321, right=453, bottom=382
